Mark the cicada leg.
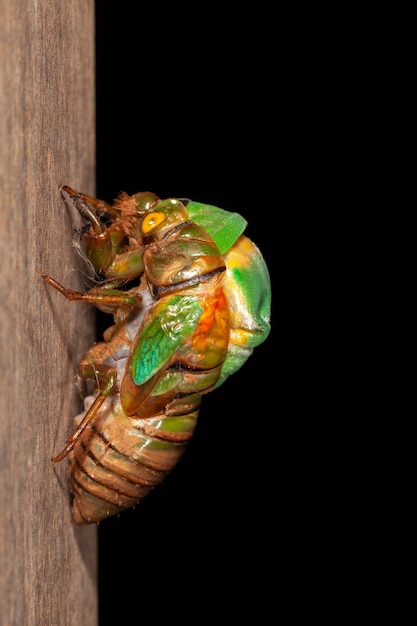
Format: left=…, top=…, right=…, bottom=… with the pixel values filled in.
left=60, top=186, right=151, bottom=278
left=42, top=274, right=141, bottom=308
left=60, top=184, right=121, bottom=222
left=52, top=363, right=116, bottom=462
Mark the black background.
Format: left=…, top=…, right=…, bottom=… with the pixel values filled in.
left=95, top=6, right=278, bottom=623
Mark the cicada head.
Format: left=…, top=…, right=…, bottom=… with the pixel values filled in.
left=140, top=198, right=189, bottom=242
left=112, top=191, right=160, bottom=243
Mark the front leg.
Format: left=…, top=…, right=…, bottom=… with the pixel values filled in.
left=60, top=185, right=156, bottom=279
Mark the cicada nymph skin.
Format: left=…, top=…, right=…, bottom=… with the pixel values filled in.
left=44, top=186, right=271, bottom=524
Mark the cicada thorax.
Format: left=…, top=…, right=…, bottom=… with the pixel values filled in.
left=68, top=208, right=231, bottom=524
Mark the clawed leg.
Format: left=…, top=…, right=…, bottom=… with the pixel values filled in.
left=52, top=363, right=116, bottom=462
left=60, top=185, right=121, bottom=222
left=42, top=274, right=141, bottom=307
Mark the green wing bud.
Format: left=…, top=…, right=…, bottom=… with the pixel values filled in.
left=131, top=295, right=203, bottom=385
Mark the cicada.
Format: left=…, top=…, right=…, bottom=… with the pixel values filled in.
left=44, top=186, right=271, bottom=524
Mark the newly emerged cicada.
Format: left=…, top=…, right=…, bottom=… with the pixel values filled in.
left=44, top=186, right=271, bottom=524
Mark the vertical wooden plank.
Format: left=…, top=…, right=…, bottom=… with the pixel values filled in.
left=0, top=1, right=97, bottom=625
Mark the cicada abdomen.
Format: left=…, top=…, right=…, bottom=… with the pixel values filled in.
left=44, top=187, right=271, bottom=524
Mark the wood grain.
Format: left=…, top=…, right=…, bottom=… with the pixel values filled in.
left=0, top=2, right=97, bottom=624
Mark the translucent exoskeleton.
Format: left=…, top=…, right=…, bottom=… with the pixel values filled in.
left=44, top=186, right=271, bottom=524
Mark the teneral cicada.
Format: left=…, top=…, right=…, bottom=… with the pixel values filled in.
left=44, top=186, right=271, bottom=524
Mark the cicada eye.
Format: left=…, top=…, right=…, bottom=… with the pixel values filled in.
left=141, top=211, right=166, bottom=234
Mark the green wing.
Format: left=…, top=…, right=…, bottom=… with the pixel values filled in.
left=131, top=294, right=203, bottom=385
left=186, top=201, right=247, bottom=254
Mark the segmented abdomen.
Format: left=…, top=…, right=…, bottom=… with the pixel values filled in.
left=70, top=395, right=199, bottom=524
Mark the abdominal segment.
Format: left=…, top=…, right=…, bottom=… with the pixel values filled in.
left=69, top=395, right=199, bottom=524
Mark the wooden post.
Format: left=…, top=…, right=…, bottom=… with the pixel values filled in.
left=0, top=1, right=97, bottom=624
